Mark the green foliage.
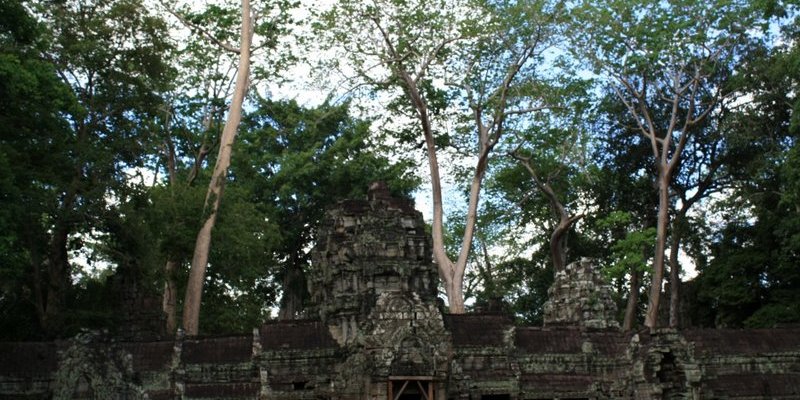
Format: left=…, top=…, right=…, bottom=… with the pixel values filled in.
left=483, top=257, right=554, bottom=326
left=571, top=0, right=761, bottom=76
left=237, top=98, right=419, bottom=317
left=0, top=0, right=177, bottom=339
left=596, top=212, right=656, bottom=280
left=0, top=0, right=77, bottom=339
left=745, top=302, right=800, bottom=328
left=687, top=17, right=800, bottom=327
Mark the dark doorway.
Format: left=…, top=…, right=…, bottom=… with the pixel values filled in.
left=388, top=378, right=434, bottom=400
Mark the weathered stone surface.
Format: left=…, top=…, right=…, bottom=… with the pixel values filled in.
left=52, top=332, right=148, bottom=399
left=1, top=185, right=800, bottom=399
left=308, top=181, right=438, bottom=346
left=543, top=257, right=620, bottom=330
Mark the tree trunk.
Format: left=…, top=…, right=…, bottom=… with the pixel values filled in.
left=445, top=279, right=466, bottom=313
left=43, top=223, right=71, bottom=333
left=668, top=209, right=689, bottom=328
left=446, top=155, right=491, bottom=313
left=513, top=154, right=582, bottom=273
left=376, top=17, right=520, bottom=314
left=549, top=212, right=582, bottom=273
left=161, top=125, right=180, bottom=335
left=161, top=110, right=211, bottom=333
left=622, top=266, right=641, bottom=332
left=668, top=228, right=680, bottom=328
left=182, top=0, right=252, bottom=336
left=550, top=225, right=568, bottom=273
left=395, top=66, right=468, bottom=314
left=645, top=167, right=670, bottom=330
left=423, top=112, right=458, bottom=311
left=278, top=255, right=307, bottom=320
left=162, top=259, right=179, bottom=334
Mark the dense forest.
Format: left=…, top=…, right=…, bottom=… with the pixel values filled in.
left=1, top=0, right=798, bottom=340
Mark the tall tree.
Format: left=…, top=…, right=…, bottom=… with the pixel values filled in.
left=162, top=0, right=296, bottom=335
left=156, top=0, right=254, bottom=334
left=505, top=88, right=592, bottom=273
left=4, top=0, right=174, bottom=335
left=0, top=0, right=78, bottom=338
left=315, top=0, right=563, bottom=312
left=570, top=0, right=761, bottom=330
left=665, top=108, right=730, bottom=327
left=180, top=0, right=253, bottom=336
left=589, top=93, right=660, bottom=331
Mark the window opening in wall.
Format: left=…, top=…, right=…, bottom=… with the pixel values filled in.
left=388, top=377, right=433, bottom=400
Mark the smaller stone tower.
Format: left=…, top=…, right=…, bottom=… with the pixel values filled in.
left=543, top=258, right=619, bottom=330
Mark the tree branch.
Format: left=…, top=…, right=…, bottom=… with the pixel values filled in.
left=504, top=104, right=551, bottom=116
left=162, top=1, right=241, bottom=54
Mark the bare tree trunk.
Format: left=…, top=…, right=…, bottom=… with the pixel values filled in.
left=645, top=167, right=670, bottom=330
left=448, top=155, right=491, bottom=312
left=418, top=81, right=466, bottom=313
left=182, top=0, right=252, bottom=336
left=277, top=272, right=303, bottom=320
left=391, top=63, right=469, bottom=313
left=161, top=111, right=211, bottom=332
left=613, top=68, right=713, bottom=332
left=549, top=211, right=583, bottom=272
left=370, top=15, right=533, bottom=314
left=160, top=117, right=180, bottom=335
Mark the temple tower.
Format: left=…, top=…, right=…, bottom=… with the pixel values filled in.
left=308, top=182, right=449, bottom=398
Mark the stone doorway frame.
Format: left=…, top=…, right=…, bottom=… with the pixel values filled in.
left=388, top=376, right=434, bottom=400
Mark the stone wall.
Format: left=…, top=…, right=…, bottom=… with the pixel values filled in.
left=4, top=325, right=800, bottom=399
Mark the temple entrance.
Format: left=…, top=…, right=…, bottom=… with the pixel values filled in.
left=388, top=377, right=434, bottom=400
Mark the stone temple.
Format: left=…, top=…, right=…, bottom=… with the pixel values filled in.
left=2, top=183, right=800, bottom=399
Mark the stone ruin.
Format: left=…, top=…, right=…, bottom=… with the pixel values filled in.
left=308, top=181, right=440, bottom=346
left=2, top=184, right=800, bottom=399
left=543, top=258, right=620, bottom=330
